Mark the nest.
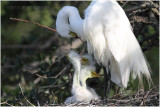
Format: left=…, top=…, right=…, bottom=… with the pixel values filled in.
left=50, top=86, right=159, bottom=106
left=106, top=86, right=159, bottom=106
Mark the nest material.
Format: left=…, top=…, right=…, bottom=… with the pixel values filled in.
left=106, top=87, right=159, bottom=106
left=50, top=86, right=159, bottom=106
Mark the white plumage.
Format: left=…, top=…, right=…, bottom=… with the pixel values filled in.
left=65, top=51, right=100, bottom=104
left=56, top=0, right=152, bottom=89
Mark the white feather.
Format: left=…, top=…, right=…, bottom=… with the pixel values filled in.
left=68, top=51, right=81, bottom=89
left=65, top=51, right=100, bottom=104
left=83, top=0, right=152, bottom=88
left=56, top=0, right=152, bottom=88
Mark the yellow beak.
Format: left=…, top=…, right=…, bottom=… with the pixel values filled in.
left=91, top=71, right=103, bottom=78
left=69, top=31, right=78, bottom=38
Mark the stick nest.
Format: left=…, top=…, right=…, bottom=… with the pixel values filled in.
left=50, top=86, right=159, bottom=106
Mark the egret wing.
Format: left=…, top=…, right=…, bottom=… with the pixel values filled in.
left=102, top=3, right=151, bottom=87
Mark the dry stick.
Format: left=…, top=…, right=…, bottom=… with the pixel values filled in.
left=19, top=84, right=35, bottom=107
left=122, top=1, right=129, bottom=7
left=110, top=92, right=123, bottom=99
left=39, top=64, right=71, bottom=89
left=0, top=100, right=13, bottom=106
left=139, top=86, right=157, bottom=106
left=36, top=74, right=58, bottom=79
left=10, top=17, right=56, bottom=32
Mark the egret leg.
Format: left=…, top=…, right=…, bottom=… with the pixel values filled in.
left=116, top=87, right=121, bottom=94
left=103, top=62, right=111, bottom=102
left=95, top=64, right=102, bottom=73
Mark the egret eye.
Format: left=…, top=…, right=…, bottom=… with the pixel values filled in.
left=81, top=57, right=88, bottom=62
left=81, top=57, right=89, bottom=65
left=69, top=31, right=78, bottom=38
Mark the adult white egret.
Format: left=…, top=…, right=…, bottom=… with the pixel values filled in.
left=56, top=0, right=152, bottom=99
left=65, top=51, right=101, bottom=104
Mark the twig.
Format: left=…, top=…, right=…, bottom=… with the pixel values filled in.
left=134, top=88, right=143, bottom=98
left=0, top=100, right=13, bottom=106
left=9, top=17, right=84, bottom=43
left=108, top=99, right=131, bottom=102
left=125, top=2, right=156, bottom=12
left=39, top=82, right=68, bottom=89
left=39, top=64, right=71, bottom=89
left=36, top=74, right=47, bottom=79
left=109, top=92, right=123, bottom=99
left=151, top=8, right=159, bottom=16
left=36, top=74, right=59, bottom=79
left=19, top=84, right=35, bottom=107
left=149, top=1, right=159, bottom=8
left=36, top=101, right=40, bottom=107
left=10, top=16, right=84, bottom=46
left=10, top=17, right=56, bottom=32
left=122, top=1, right=129, bottom=7
left=53, top=63, right=71, bottom=78
left=139, top=86, right=157, bottom=106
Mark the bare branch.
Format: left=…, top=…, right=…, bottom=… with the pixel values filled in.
left=0, top=100, right=13, bottom=106
left=10, top=17, right=56, bottom=32
left=19, top=84, right=35, bottom=107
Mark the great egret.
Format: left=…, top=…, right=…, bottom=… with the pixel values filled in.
left=56, top=0, right=152, bottom=98
left=65, top=51, right=101, bottom=104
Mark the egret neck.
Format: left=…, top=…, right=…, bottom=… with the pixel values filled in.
left=80, top=74, right=87, bottom=89
left=68, top=9, right=85, bottom=41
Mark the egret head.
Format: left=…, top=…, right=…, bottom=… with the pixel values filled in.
left=56, top=6, right=78, bottom=38
left=66, top=51, right=95, bottom=67
left=80, top=66, right=102, bottom=81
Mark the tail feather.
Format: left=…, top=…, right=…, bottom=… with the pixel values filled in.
left=130, top=50, right=153, bottom=89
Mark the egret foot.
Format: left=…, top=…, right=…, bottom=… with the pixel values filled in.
left=116, top=87, right=121, bottom=94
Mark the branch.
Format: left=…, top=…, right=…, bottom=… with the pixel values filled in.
left=19, top=84, right=35, bottom=106
left=9, top=17, right=84, bottom=43
left=10, top=17, right=56, bottom=32
left=38, top=64, right=71, bottom=89
left=0, top=100, right=13, bottom=106
left=122, top=1, right=129, bottom=7
left=125, top=2, right=158, bottom=12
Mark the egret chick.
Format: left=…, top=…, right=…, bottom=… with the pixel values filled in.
left=65, top=51, right=101, bottom=104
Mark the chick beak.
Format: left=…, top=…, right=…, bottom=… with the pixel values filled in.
left=91, top=71, right=103, bottom=77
